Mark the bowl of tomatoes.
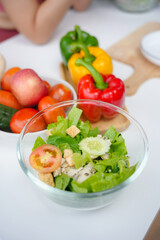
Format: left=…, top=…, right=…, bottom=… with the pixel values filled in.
left=0, top=67, right=77, bottom=139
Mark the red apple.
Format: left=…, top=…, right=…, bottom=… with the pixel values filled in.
left=11, top=69, right=48, bottom=107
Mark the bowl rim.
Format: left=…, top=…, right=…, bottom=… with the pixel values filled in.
left=17, top=99, right=149, bottom=198
left=0, top=76, right=77, bottom=138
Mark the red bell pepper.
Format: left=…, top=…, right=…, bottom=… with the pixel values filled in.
left=76, top=58, right=125, bottom=122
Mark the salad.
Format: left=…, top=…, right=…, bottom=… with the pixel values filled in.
left=29, top=107, right=137, bottom=193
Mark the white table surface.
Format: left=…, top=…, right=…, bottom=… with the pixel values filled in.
left=0, top=0, right=160, bottom=239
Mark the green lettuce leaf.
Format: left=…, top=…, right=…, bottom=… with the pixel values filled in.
left=77, top=120, right=90, bottom=138
left=47, top=107, right=99, bottom=143
left=91, top=180, right=110, bottom=192
left=88, top=127, right=99, bottom=137
left=55, top=174, right=71, bottom=190
left=93, top=164, right=106, bottom=173
left=93, top=155, right=129, bottom=173
left=104, top=125, right=118, bottom=141
left=69, top=183, right=88, bottom=193
left=73, top=151, right=91, bottom=169
left=119, top=164, right=137, bottom=182
left=47, top=116, right=69, bottom=136
left=32, top=136, right=46, bottom=151
left=104, top=126, right=127, bottom=156
left=57, top=143, right=71, bottom=154
left=68, top=107, right=82, bottom=127
left=47, top=135, right=80, bottom=153
left=70, top=172, right=105, bottom=193
left=70, top=162, right=137, bottom=193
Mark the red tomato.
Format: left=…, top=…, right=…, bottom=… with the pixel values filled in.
left=10, top=108, right=46, bottom=133
left=0, top=90, right=23, bottom=109
left=38, top=96, right=65, bottom=124
left=29, top=144, right=62, bottom=173
left=42, top=80, right=51, bottom=94
left=1, top=67, right=21, bottom=91
left=49, top=84, right=72, bottom=102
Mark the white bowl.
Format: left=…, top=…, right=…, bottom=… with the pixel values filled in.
left=0, top=76, right=77, bottom=141
left=141, top=30, right=160, bottom=66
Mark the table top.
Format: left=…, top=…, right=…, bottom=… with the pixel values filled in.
left=0, top=0, right=160, bottom=239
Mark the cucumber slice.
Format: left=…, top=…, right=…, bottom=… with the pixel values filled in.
left=79, top=136, right=111, bottom=156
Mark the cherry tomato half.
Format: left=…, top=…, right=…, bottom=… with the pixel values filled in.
left=1, top=67, right=21, bottom=91
left=38, top=96, right=65, bottom=124
left=49, top=84, right=72, bottom=102
left=10, top=108, right=46, bottom=133
left=29, top=144, right=62, bottom=173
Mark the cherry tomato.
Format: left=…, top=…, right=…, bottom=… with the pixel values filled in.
left=49, top=84, right=72, bottom=102
left=0, top=90, right=23, bottom=109
left=29, top=144, right=62, bottom=173
left=38, top=96, right=65, bottom=124
left=10, top=108, right=46, bottom=133
left=1, top=67, right=21, bottom=91
left=42, top=80, right=51, bottom=94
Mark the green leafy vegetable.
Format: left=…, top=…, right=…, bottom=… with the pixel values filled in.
left=73, top=151, right=91, bottom=169
left=94, top=164, right=106, bottom=173
left=91, top=180, right=110, bottom=192
left=104, top=126, right=127, bottom=156
left=93, top=154, right=128, bottom=173
left=32, top=136, right=46, bottom=151
left=71, top=172, right=105, bottom=193
left=69, top=183, right=88, bottom=193
left=47, top=116, right=69, bottom=136
left=70, top=163, right=137, bottom=193
left=77, top=120, right=90, bottom=138
left=119, top=164, right=137, bottom=182
left=68, top=107, right=82, bottom=127
left=104, top=125, right=117, bottom=141
left=47, top=135, right=80, bottom=153
left=57, top=143, right=71, bottom=154
left=88, top=127, right=99, bottom=137
left=0, top=104, right=17, bottom=131
left=55, top=174, right=71, bottom=190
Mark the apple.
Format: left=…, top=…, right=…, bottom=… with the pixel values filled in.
left=11, top=69, right=48, bottom=107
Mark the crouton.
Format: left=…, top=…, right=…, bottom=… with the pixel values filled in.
left=66, top=125, right=80, bottom=138
left=38, top=173, right=54, bottom=187
left=65, top=155, right=75, bottom=167
left=63, top=149, right=73, bottom=159
left=63, top=149, right=75, bottom=166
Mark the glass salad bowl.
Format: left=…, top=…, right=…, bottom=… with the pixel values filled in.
left=17, top=100, right=149, bottom=210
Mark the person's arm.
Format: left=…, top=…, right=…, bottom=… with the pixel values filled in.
left=0, top=12, right=16, bottom=29
left=1, top=0, right=74, bottom=44
left=72, top=0, right=92, bottom=11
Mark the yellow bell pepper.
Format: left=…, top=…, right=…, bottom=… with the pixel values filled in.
left=68, top=43, right=113, bottom=85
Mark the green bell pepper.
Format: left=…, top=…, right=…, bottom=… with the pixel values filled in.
left=60, top=25, right=99, bottom=66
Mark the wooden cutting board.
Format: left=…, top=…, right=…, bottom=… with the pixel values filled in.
left=107, top=22, right=160, bottom=96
